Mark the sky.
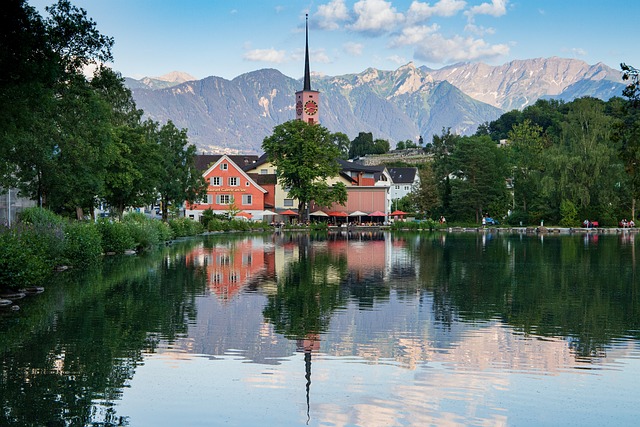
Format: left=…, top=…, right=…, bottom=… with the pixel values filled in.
left=28, top=0, right=640, bottom=81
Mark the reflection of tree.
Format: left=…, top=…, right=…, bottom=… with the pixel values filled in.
left=414, top=233, right=640, bottom=357
left=0, top=243, right=208, bottom=426
left=262, top=235, right=348, bottom=339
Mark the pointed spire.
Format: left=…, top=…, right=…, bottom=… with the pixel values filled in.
left=303, top=14, right=311, bottom=91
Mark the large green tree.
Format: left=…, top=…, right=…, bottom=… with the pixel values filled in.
left=147, top=120, right=205, bottom=222
left=262, top=120, right=347, bottom=222
left=449, top=135, right=510, bottom=222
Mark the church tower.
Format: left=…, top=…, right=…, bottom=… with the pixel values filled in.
left=295, top=14, right=320, bottom=124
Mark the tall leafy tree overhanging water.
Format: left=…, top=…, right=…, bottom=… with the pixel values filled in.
left=0, top=0, right=203, bottom=219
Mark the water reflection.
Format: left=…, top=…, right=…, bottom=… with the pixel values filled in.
left=1, top=232, right=639, bottom=426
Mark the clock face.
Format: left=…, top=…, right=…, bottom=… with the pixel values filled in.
left=304, top=100, right=318, bottom=115
left=296, top=101, right=303, bottom=116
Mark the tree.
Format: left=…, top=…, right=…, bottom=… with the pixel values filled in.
left=449, top=135, right=509, bottom=222
left=412, top=163, right=439, bottom=217
left=349, top=132, right=373, bottom=158
left=330, top=132, right=350, bottom=160
left=621, top=63, right=640, bottom=106
left=148, top=120, right=206, bottom=222
left=431, top=128, right=458, bottom=215
left=262, top=120, right=347, bottom=222
left=507, top=119, right=545, bottom=216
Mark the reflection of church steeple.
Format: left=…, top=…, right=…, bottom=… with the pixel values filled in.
left=295, top=14, right=320, bottom=125
left=297, top=335, right=320, bottom=424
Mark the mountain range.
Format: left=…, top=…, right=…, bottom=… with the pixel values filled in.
left=124, top=57, right=625, bottom=154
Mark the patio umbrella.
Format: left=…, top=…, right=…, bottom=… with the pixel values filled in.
left=328, top=211, right=348, bottom=217
left=235, top=211, right=253, bottom=219
left=390, top=210, right=407, bottom=216
left=279, top=209, right=298, bottom=215
left=310, top=210, right=329, bottom=217
left=369, top=210, right=386, bottom=224
left=349, top=210, right=368, bottom=224
left=261, top=209, right=277, bottom=216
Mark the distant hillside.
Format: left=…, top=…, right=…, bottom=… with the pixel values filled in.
left=125, top=58, right=626, bottom=154
left=426, top=57, right=624, bottom=111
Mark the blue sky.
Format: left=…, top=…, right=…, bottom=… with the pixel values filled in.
left=29, top=0, right=639, bottom=80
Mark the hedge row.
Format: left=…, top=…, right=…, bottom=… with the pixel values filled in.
left=0, top=208, right=203, bottom=291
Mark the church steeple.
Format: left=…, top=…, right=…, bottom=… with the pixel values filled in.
left=303, top=14, right=311, bottom=91
left=295, top=14, right=320, bottom=124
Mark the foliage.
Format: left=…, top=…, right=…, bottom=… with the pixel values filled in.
left=62, top=221, right=102, bottom=267
left=17, top=207, right=66, bottom=266
left=262, top=120, right=347, bottom=222
left=411, top=163, right=439, bottom=217
left=348, top=132, right=390, bottom=158
left=147, top=120, right=206, bottom=222
left=0, top=226, right=51, bottom=290
left=168, top=218, right=204, bottom=237
left=331, top=132, right=350, bottom=159
left=96, top=219, right=135, bottom=253
left=559, top=199, right=579, bottom=227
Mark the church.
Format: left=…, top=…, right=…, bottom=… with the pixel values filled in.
left=185, top=16, right=407, bottom=224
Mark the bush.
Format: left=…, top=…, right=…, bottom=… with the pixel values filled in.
left=153, top=220, right=174, bottom=242
left=16, top=207, right=66, bottom=266
left=62, top=222, right=103, bottom=267
left=0, top=227, right=50, bottom=289
left=126, top=221, right=160, bottom=251
left=559, top=199, right=579, bottom=227
left=96, top=219, right=135, bottom=253
left=169, top=218, right=204, bottom=237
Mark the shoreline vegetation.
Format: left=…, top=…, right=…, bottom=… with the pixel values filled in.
left=3, top=207, right=637, bottom=301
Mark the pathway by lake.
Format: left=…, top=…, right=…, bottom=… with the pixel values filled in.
left=1, top=231, right=639, bottom=426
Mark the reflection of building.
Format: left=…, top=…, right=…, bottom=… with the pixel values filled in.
left=185, top=239, right=270, bottom=300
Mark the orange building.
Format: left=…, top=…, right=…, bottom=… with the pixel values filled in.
left=185, top=154, right=267, bottom=221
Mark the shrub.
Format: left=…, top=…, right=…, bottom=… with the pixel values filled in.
left=0, top=227, right=50, bottom=289
left=62, top=221, right=103, bottom=267
left=16, top=207, right=66, bottom=266
left=559, top=199, right=579, bottom=227
left=169, top=218, right=204, bottom=237
left=96, top=219, right=135, bottom=253
left=126, top=220, right=160, bottom=251
left=153, top=220, right=174, bottom=242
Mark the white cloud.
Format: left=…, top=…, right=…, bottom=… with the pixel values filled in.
left=564, top=47, right=587, bottom=57
left=312, top=48, right=332, bottom=63
left=388, top=54, right=408, bottom=65
left=465, top=23, right=496, bottom=36
left=316, top=0, right=350, bottom=30
left=465, top=0, right=508, bottom=21
left=349, top=0, right=404, bottom=35
left=344, top=41, right=364, bottom=56
left=412, top=32, right=509, bottom=63
left=391, top=24, right=439, bottom=47
left=243, top=48, right=288, bottom=63
left=407, top=0, right=466, bottom=24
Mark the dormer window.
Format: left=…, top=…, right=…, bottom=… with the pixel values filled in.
left=221, top=163, right=228, bottom=171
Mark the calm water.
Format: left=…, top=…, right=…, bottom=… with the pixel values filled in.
left=1, top=231, right=639, bottom=426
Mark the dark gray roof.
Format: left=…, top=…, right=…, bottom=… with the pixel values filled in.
left=388, top=167, right=417, bottom=184
left=194, top=154, right=259, bottom=171
left=337, top=159, right=385, bottom=174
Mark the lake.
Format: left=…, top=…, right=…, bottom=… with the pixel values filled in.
left=1, top=230, right=639, bottom=426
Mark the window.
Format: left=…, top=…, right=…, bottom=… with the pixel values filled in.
left=404, top=186, right=410, bottom=191
left=207, top=194, right=213, bottom=204
left=284, top=199, right=294, bottom=207
left=220, top=163, right=228, bottom=171
left=210, top=176, right=221, bottom=186
left=395, top=185, right=400, bottom=190
left=260, top=169, right=268, bottom=175
left=228, top=177, right=239, bottom=186
left=245, top=181, right=250, bottom=186
left=216, top=194, right=232, bottom=205
left=242, top=194, right=252, bottom=205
